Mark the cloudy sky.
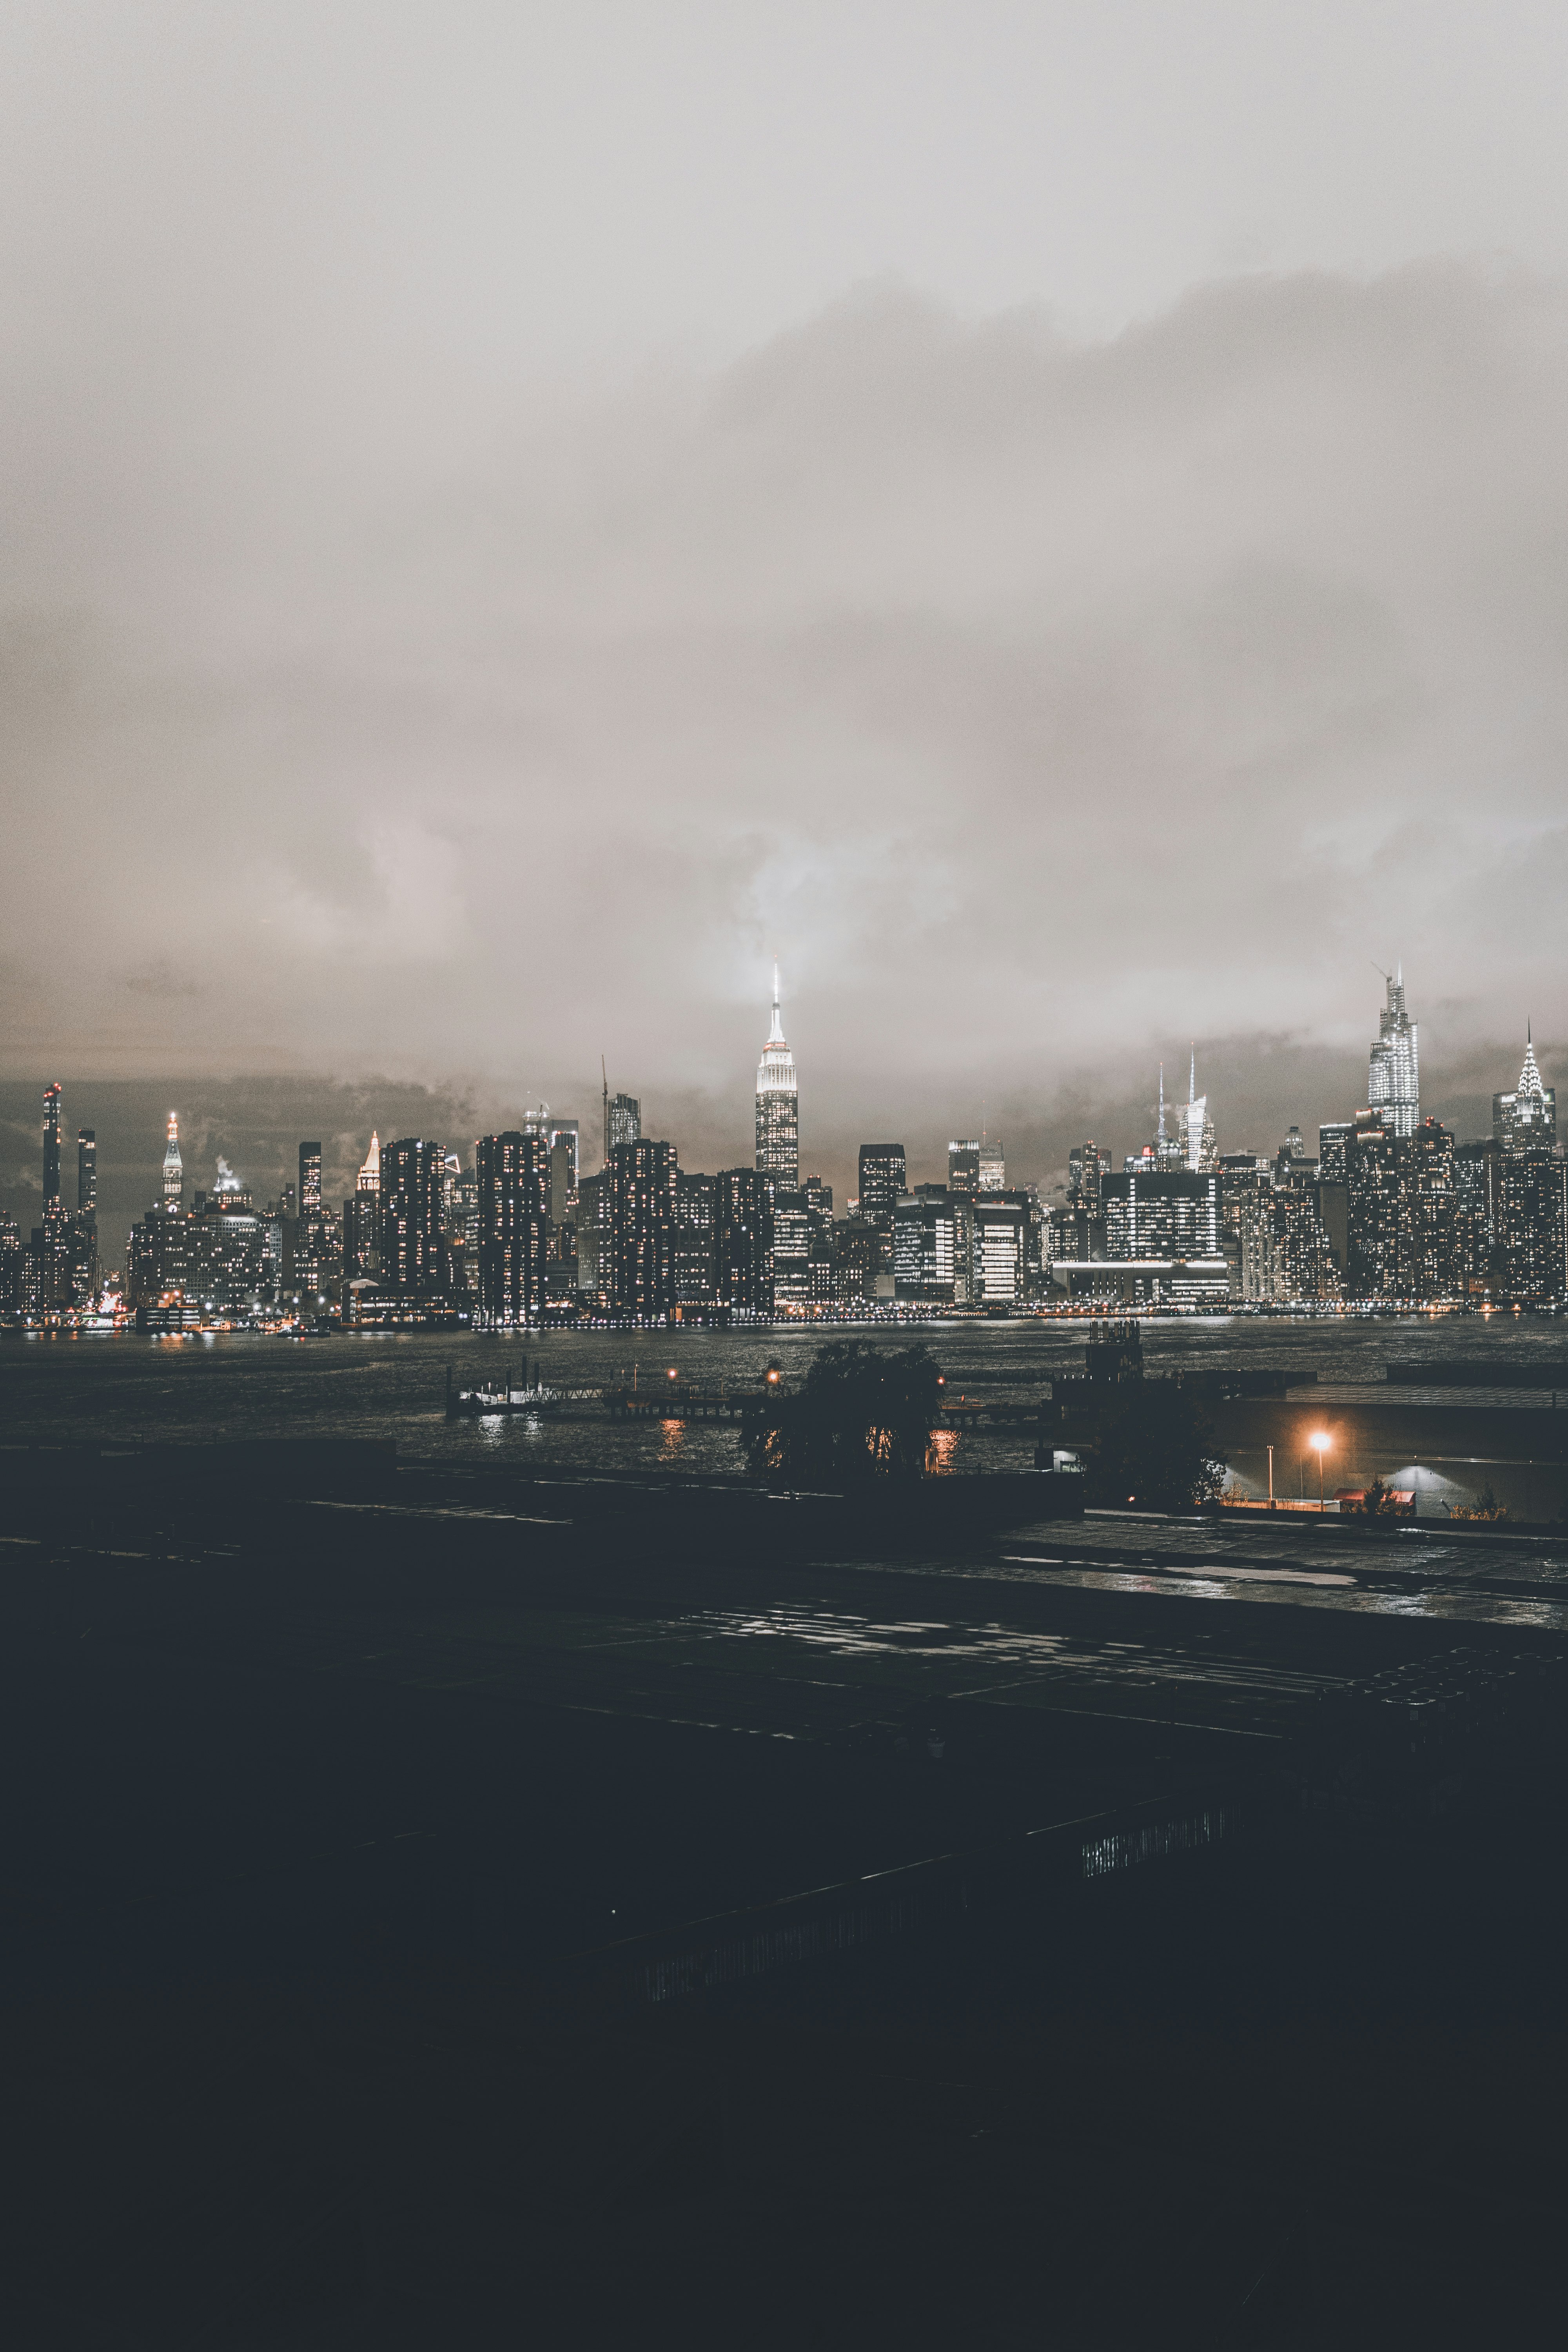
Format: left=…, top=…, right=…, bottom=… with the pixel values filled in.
left=4, top=2, right=1566, bottom=1236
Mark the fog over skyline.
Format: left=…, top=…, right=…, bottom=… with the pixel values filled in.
left=4, top=4, right=1566, bottom=1243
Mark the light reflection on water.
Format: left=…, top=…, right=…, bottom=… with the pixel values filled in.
left=13, top=1315, right=1568, bottom=1479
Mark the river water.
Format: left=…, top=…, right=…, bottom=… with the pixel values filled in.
left=4, top=1312, right=1566, bottom=1480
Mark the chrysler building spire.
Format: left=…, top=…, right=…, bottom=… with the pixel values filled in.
left=755, top=960, right=799, bottom=1188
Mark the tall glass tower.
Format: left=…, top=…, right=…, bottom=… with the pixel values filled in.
left=42, top=1084, right=62, bottom=1210
left=1369, top=968, right=1419, bottom=1138
left=755, top=962, right=799, bottom=1189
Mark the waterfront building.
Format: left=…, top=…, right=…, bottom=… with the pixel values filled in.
left=608, top=1138, right=678, bottom=1319
left=126, top=1205, right=194, bottom=1308
left=1403, top=1118, right=1458, bottom=1300
left=1052, top=1167, right=1227, bottom=1305
left=380, top=1138, right=447, bottom=1298
left=770, top=1189, right=812, bottom=1310
left=755, top=965, right=799, bottom=1190
left=893, top=1191, right=957, bottom=1301
left=856, top=1145, right=906, bottom=1255
left=832, top=1217, right=879, bottom=1305
left=1453, top=1140, right=1501, bottom=1291
left=163, top=1113, right=184, bottom=1211
left=714, top=1168, right=773, bottom=1320
left=575, top=1171, right=607, bottom=1303
left=1343, top=1114, right=1401, bottom=1297
left=196, top=1168, right=267, bottom=1309
left=674, top=1170, right=717, bottom=1308
left=297, top=1142, right=324, bottom=1287
left=1368, top=967, right=1420, bottom=1138
left=1498, top=1147, right=1567, bottom=1303
left=0, top=1216, right=18, bottom=1311
left=972, top=1195, right=1026, bottom=1303
left=1240, top=1187, right=1342, bottom=1304
left=475, top=1132, right=549, bottom=1327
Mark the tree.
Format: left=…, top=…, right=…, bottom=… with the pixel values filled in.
left=1081, top=1383, right=1227, bottom=1513
left=742, top=1341, right=941, bottom=1483
left=1347, top=1475, right=1406, bottom=1525
left=1446, top=1483, right=1509, bottom=1524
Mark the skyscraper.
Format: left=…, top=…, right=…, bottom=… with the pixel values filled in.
left=1183, top=1052, right=1216, bottom=1172
left=755, top=964, right=799, bottom=1189
left=608, top=1093, right=641, bottom=1154
left=163, top=1113, right=184, bottom=1210
left=380, top=1138, right=446, bottom=1297
left=1494, top=1029, right=1564, bottom=1301
left=857, top=1144, right=907, bottom=1232
left=548, top=1119, right=580, bottom=1192
left=1493, top=1027, right=1557, bottom=1152
left=1369, top=967, right=1419, bottom=1138
left=608, top=1138, right=678, bottom=1318
left=475, top=1131, right=550, bottom=1327
left=714, top=1168, right=773, bottom=1320
left=978, top=1138, right=1005, bottom=1193
left=76, top=1127, right=98, bottom=1297
left=674, top=1170, right=717, bottom=1308
left=356, top=1133, right=381, bottom=1193
left=947, top=1141, right=981, bottom=1199
left=42, top=1085, right=62, bottom=1210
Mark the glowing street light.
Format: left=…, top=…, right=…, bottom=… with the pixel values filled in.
left=1309, top=1429, right=1332, bottom=1512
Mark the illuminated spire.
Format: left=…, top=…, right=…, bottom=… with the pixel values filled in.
left=1157, top=1064, right=1166, bottom=1145
left=1189, top=1046, right=1196, bottom=1106
left=357, top=1131, right=380, bottom=1193
left=162, top=1112, right=183, bottom=1211
left=1518, top=1025, right=1546, bottom=1101
left=755, top=960, right=798, bottom=1186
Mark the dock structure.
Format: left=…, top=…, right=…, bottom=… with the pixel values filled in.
left=604, top=1384, right=758, bottom=1422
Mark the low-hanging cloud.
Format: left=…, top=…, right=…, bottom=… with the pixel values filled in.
left=2, top=261, right=1565, bottom=1203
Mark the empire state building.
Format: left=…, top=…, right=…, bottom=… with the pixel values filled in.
left=755, top=963, right=799, bottom=1188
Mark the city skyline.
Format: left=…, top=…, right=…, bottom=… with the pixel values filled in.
left=5, top=966, right=1562, bottom=1315
left=2, top=1000, right=1561, bottom=1278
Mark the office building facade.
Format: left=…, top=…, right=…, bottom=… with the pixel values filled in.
left=475, top=1131, right=550, bottom=1326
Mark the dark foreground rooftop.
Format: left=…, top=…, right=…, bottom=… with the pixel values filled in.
left=3, top=1445, right=1566, bottom=2347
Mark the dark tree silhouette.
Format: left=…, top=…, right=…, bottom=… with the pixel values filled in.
left=1081, top=1383, right=1227, bottom=1513
left=743, top=1341, right=941, bottom=1483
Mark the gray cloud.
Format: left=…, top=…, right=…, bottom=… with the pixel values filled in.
left=3, top=14, right=1567, bottom=1218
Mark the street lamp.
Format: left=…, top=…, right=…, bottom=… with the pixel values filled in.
left=1309, top=1429, right=1331, bottom=1512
